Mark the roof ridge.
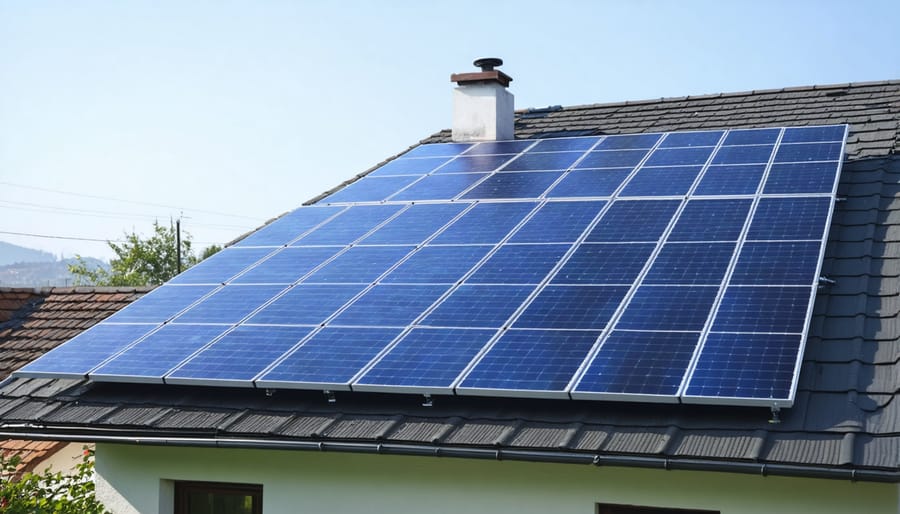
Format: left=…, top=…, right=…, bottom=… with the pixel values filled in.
left=0, top=286, right=155, bottom=295
left=513, top=78, right=900, bottom=114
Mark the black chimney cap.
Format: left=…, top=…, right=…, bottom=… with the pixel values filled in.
left=474, top=58, right=503, bottom=71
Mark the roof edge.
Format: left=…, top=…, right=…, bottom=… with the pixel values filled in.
left=0, top=426, right=895, bottom=483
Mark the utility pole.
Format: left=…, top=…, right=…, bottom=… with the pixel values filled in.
left=176, top=218, right=182, bottom=274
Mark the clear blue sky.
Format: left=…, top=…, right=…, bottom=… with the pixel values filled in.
left=1, top=1, right=897, bottom=260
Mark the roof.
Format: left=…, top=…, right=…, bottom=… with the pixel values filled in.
left=1, top=80, right=899, bottom=481
left=0, top=287, right=150, bottom=472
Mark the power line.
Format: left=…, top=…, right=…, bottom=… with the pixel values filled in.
left=0, top=230, right=225, bottom=246
left=0, top=200, right=257, bottom=231
left=0, top=180, right=263, bottom=221
left=0, top=230, right=125, bottom=243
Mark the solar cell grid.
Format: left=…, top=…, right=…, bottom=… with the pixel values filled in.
left=91, top=324, right=229, bottom=381
left=574, top=331, right=701, bottom=397
left=509, top=200, right=606, bottom=243
left=15, top=125, right=847, bottom=408
left=459, top=329, right=601, bottom=395
left=233, top=206, right=344, bottom=247
left=546, top=169, right=632, bottom=198
left=460, top=171, right=562, bottom=200
left=355, top=328, right=496, bottom=390
left=321, top=175, right=420, bottom=203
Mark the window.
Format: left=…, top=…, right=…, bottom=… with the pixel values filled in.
left=597, top=504, right=719, bottom=514
left=175, top=481, right=262, bottom=514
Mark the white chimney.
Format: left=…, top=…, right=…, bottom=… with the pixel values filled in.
left=451, top=58, right=514, bottom=142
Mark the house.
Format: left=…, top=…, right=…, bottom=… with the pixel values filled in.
left=0, top=287, right=149, bottom=475
left=0, top=63, right=898, bottom=514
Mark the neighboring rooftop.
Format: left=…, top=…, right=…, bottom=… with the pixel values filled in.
left=0, top=287, right=150, bottom=473
left=1, top=80, right=899, bottom=481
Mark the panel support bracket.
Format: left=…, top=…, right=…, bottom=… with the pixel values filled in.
left=768, top=404, right=781, bottom=424
left=422, top=394, right=433, bottom=407
left=324, top=390, right=336, bottom=403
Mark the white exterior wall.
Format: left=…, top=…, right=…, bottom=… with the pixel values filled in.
left=95, top=443, right=897, bottom=514
left=32, top=442, right=85, bottom=474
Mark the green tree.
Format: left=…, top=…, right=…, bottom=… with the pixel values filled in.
left=0, top=447, right=109, bottom=514
left=69, top=220, right=219, bottom=287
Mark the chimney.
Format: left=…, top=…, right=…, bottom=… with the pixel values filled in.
left=450, top=58, right=514, bottom=142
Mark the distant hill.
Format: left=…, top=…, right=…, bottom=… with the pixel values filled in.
left=0, top=241, right=55, bottom=266
left=0, top=258, right=109, bottom=288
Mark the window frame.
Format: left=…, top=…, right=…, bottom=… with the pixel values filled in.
left=174, top=480, right=263, bottom=514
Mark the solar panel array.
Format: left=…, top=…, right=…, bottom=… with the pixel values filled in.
left=16, top=125, right=848, bottom=407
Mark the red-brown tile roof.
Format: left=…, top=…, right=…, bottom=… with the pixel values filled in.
left=0, top=287, right=151, bottom=378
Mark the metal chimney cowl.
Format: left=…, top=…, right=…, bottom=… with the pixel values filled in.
left=450, top=58, right=514, bottom=142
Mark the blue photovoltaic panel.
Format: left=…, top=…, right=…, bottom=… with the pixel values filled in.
left=330, top=284, right=450, bottom=326
left=514, top=285, right=629, bottom=330
left=247, top=284, right=366, bottom=325
left=234, top=206, right=343, bottom=247
left=730, top=242, right=821, bottom=285
left=595, top=133, right=661, bottom=150
left=382, top=245, right=492, bottom=284
left=552, top=243, right=655, bottom=285
left=460, top=171, right=562, bottom=200
left=438, top=154, right=515, bottom=173
left=619, top=166, right=702, bottom=196
left=390, top=173, right=487, bottom=201
left=722, top=128, right=780, bottom=146
left=644, top=147, right=714, bottom=166
left=528, top=137, right=600, bottom=152
left=401, top=142, right=473, bottom=158
left=502, top=151, right=584, bottom=171
left=781, top=125, right=845, bottom=143
left=763, top=162, right=840, bottom=194
left=16, top=125, right=846, bottom=409
left=91, top=324, right=228, bottom=380
left=355, top=328, right=495, bottom=389
left=422, top=285, right=535, bottom=328
left=467, top=244, right=568, bottom=284
left=168, top=325, right=316, bottom=383
left=574, top=331, right=701, bottom=397
left=168, top=248, right=273, bottom=285
left=668, top=199, right=752, bottom=242
left=586, top=200, right=680, bottom=242
left=366, top=156, right=453, bottom=176
left=711, top=145, right=774, bottom=165
left=231, top=247, right=341, bottom=284
left=684, top=332, right=801, bottom=400
left=459, top=329, right=601, bottom=394
left=711, top=286, right=812, bottom=333
left=693, top=165, right=766, bottom=196
left=432, top=202, right=537, bottom=244
left=303, top=246, right=413, bottom=283
left=361, top=203, right=467, bottom=244
left=576, top=149, right=649, bottom=168
left=659, top=130, right=723, bottom=148
left=746, top=198, right=831, bottom=241
left=175, top=285, right=286, bottom=324
left=295, top=204, right=405, bottom=246
left=510, top=200, right=606, bottom=243
left=106, top=285, right=217, bottom=323
left=259, top=327, right=403, bottom=386
left=320, top=175, right=420, bottom=204
left=774, top=142, right=843, bottom=162
left=546, top=169, right=632, bottom=198
left=616, top=286, right=719, bottom=331
left=17, top=324, right=156, bottom=377
left=643, top=242, right=736, bottom=285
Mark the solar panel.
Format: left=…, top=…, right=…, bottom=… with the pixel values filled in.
left=16, top=125, right=848, bottom=409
